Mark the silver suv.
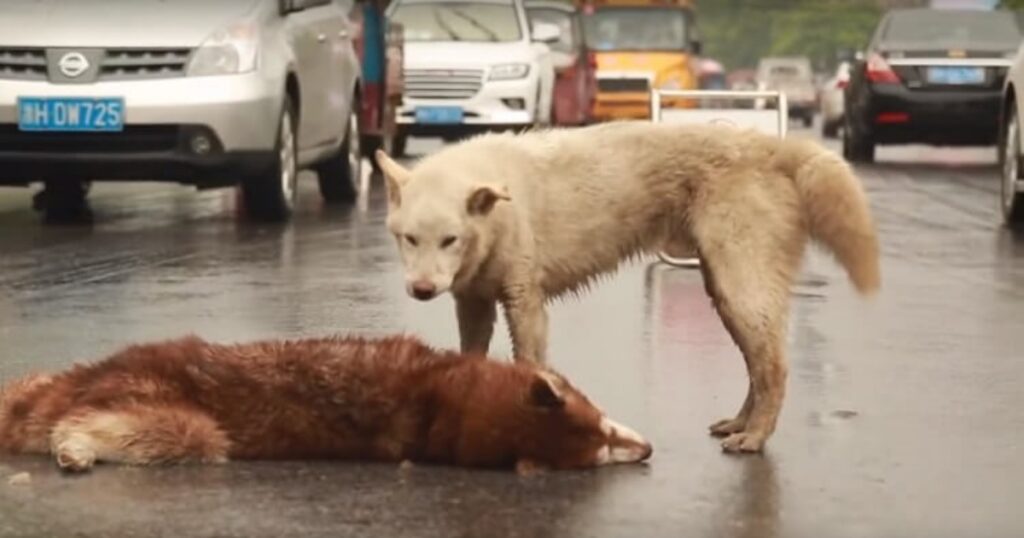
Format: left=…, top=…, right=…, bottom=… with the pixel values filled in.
left=0, top=0, right=363, bottom=221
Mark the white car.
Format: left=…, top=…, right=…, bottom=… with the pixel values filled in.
left=999, top=43, right=1024, bottom=227
left=820, top=61, right=851, bottom=138
left=386, top=0, right=558, bottom=154
left=0, top=0, right=363, bottom=223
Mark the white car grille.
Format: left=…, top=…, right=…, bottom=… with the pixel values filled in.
left=100, top=49, right=192, bottom=81
left=0, top=47, right=192, bottom=81
left=0, top=48, right=47, bottom=80
left=404, top=68, right=484, bottom=99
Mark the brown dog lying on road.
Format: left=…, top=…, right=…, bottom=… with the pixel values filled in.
left=0, top=335, right=652, bottom=473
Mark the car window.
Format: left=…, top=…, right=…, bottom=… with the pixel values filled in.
left=583, top=7, right=688, bottom=52
left=390, top=2, right=523, bottom=43
left=527, top=8, right=576, bottom=53
left=883, top=10, right=1021, bottom=47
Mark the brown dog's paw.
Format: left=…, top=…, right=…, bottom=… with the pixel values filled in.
left=709, top=417, right=747, bottom=437
left=720, top=432, right=766, bottom=454
left=55, top=442, right=96, bottom=473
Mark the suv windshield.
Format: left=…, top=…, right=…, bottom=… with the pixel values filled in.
left=883, top=10, right=1021, bottom=47
left=526, top=8, right=576, bottom=54
left=391, top=2, right=523, bottom=43
left=583, top=7, right=689, bottom=51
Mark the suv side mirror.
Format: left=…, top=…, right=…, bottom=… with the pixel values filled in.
left=532, top=22, right=561, bottom=44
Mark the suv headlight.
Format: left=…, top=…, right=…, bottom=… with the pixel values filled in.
left=188, top=22, right=260, bottom=77
left=489, top=63, right=530, bottom=81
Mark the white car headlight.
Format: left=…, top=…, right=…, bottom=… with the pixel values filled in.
left=489, top=63, right=530, bottom=81
left=188, top=22, right=260, bottom=77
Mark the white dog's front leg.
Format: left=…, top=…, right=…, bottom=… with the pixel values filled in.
left=456, top=295, right=497, bottom=355
left=502, top=291, right=549, bottom=364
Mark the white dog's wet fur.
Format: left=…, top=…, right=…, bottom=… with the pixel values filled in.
left=376, top=120, right=880, bottom=453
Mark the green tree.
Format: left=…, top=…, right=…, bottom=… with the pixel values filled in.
left=696, top=0, right=882, bottom=72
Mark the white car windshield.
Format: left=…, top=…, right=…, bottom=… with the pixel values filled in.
left=584, top=7, right=688, bottom=51
left=391, top=2, right=523, bottom=43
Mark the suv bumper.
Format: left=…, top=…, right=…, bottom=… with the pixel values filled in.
left=859, top=84, right=1002, bottom=145
left=0, top=72, right=283, bottom=185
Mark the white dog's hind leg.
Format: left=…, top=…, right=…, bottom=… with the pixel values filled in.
left=456, top=295, right=497, bottom=355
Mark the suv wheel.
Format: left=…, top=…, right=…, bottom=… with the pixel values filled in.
left=242, top=97, right=298, bottom=222
left=1001, top=101, right=1024, bottom=226
left=316, top=98, right=362, bottom=204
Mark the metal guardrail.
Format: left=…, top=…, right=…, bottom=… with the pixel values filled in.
left=650, top=88, right=789, bottom=269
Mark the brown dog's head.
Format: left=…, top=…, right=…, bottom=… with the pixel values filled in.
left=452, top=365, right=653, bottom=471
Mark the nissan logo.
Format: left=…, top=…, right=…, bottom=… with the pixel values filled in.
left=58, top=52, right=89, bottom=78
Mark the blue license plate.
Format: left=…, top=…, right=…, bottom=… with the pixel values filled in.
left=415, top=106, right=464, bottom=124
left=17, top=97, right=125, bottom=132
left=926, top=66, right=985, bottom=85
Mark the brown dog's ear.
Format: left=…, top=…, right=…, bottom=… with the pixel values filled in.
left=375, top=149, right=411, bottom=208
left=529, top=371, right=566, bottom=409
left=466, top=185, right=511, bottom=216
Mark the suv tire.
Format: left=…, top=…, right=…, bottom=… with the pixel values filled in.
left=242, top=96, right=298, bottom=222
left=843, top=114, right=875, bottom=163
left=316, top=97, right=362, bottom=204
left=1001, top=101, right=1024, bottom=226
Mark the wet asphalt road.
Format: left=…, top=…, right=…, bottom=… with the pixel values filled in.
left=1, top=129, right=1023, bottom=538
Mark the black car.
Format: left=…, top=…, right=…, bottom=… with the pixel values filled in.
left=843, top=8, right=1022, bottom=163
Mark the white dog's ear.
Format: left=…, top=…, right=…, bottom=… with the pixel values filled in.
left=375, top=149, right=411, bottom=208
left=466, top=185, right=511, bottom=216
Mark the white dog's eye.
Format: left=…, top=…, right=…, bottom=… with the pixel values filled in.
left=440, top=236, right=457, bottom=248
left=404, top=234, right=418, bottom=247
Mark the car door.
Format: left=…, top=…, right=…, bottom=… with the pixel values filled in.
left=324, top=1, right=360, bottom=139
left=285, top=0, right=345, bottom=151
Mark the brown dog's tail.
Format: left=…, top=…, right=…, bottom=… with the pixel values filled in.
left=777, top=138, right=881, bottom=295
left=0, top=374, right=55, bottom=453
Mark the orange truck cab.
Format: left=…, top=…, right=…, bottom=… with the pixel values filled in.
left=580, top=0, right=701, bottom=120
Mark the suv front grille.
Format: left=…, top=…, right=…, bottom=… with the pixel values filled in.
left=404, top=69, right=484, bottom=99
left=0, top=48, right=47, bottom=81
left=0, top=48, right=192, bottom=81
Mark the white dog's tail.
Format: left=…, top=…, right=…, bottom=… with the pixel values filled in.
left=777, top=139, right=881, bottom=295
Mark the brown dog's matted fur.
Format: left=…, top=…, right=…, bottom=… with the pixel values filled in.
left=0, top=335, right=651, bottom=473
left=376, top=121, right=881, bottom=453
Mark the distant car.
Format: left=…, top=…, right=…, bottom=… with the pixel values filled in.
left=844, top=8, right=1022, bottom=163
left=386, top=0, right=559, bottom=153
left=525, top=0, right=597, bottom=126
left=756, top=56, right=817, bottom=127
left=820, top=61, right=851, bottom=138
left=0, top=0, right=364, bottom=222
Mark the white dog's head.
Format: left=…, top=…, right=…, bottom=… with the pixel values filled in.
left=375, top=149, right=510, bottom=301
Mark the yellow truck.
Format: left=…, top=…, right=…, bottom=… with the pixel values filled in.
left=581, top=0, right=701, bottom=120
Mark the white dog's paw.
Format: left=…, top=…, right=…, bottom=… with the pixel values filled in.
left=708, top=417, right=747, bottom=437
left=720, top=432, right=766, bottom=454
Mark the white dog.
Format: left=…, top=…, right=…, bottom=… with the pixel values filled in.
left=375, top=120, right=879, bottom=453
